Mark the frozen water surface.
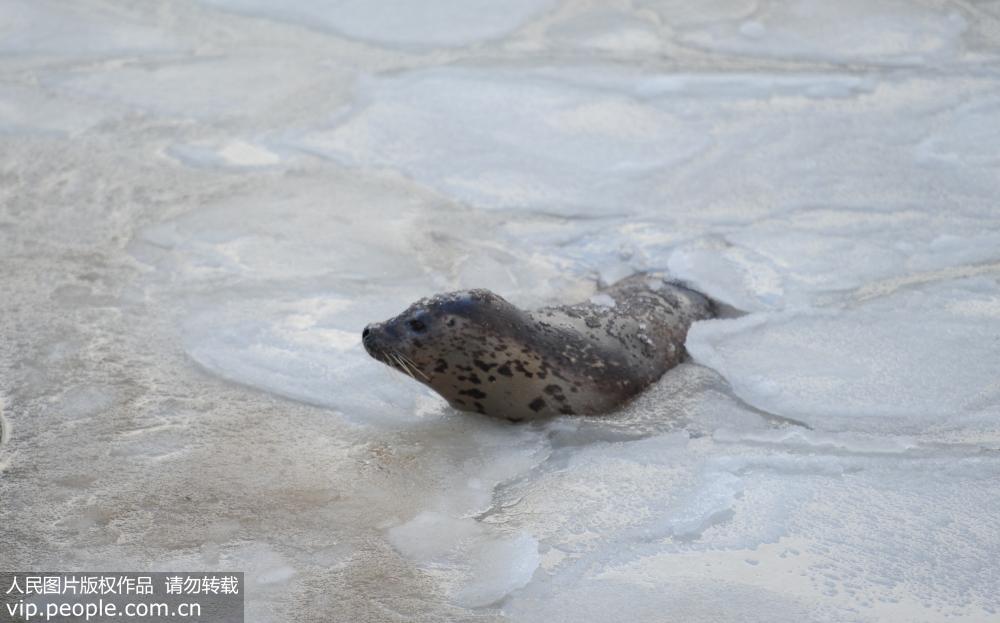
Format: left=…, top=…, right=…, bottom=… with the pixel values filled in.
left=2, top=1, right=999, bottom=622
left=198, top=0, right=559, bottom=48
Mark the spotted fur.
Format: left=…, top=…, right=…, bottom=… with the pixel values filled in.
left=362, top=274, right=715, bottom=421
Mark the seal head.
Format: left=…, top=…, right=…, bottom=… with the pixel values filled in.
left=363, top=289, right=535, bottom=417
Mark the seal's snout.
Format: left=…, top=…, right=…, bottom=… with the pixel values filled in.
left=362, top=323, right=379, bottom=354
left=363, top=321, right=403, bottom=356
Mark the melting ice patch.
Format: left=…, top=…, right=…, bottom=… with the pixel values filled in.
left=505, top=578, right=819, bottom=623
left=687, top=277, right=1000, bottom=433
left=668, top=206, right=1000, bottom=309
left=0, top=0, right=184, bottom=57
left=129, top=176, right=438, bottom=286
left=388, top=512, right=540, bottom=607
left=285, top=66, right=1000, bottom=223
left=199, top=0, right=557, bottom=47
left=182, top=295, right=449, bottom=425
left=45, top=55, right=345, bottom=121
left=498, top=429, right=1000, bottom=621
left=648, top=0, right=969, bottom=65
left=287, top=67, right=712, bottom=214
left=166, top=140, right=285, bottom=169
left=915, top=95, right=1000, bottom=167
left=545, top=10, right=664, bottom=55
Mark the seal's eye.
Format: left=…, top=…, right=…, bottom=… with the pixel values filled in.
left=407, top=318, right=427, bottom=333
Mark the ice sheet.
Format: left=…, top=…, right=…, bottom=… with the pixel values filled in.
left=286, top=66, right=1000, bottom=226
left=687, top=277, right=1000, bottom=433
left=0, top=0, right=185, bottom=57
left=2, top=1, right=999, bottom=622
left=199, top=0, right=558, bottom=47
left=640, top=0, right=972, bottom=65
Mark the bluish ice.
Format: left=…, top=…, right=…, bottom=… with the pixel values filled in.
left=1, top=1, right=999, bottom=621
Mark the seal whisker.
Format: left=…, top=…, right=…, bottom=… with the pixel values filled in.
left=391, top=352, right=417, bottom=381
left=401, top=357, right=425, bottom=382
left=398, top=354, right=428, bottom=380
left=394, top=355, right=413, bottom=377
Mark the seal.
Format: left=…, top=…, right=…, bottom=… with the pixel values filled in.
left=362, top=274, right=715, bottom=421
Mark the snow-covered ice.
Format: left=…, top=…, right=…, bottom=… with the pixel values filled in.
left=2, top=1, right=999, bottom=622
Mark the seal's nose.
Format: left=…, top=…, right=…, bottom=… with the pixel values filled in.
left=362, top=324, right=378, bottom=352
